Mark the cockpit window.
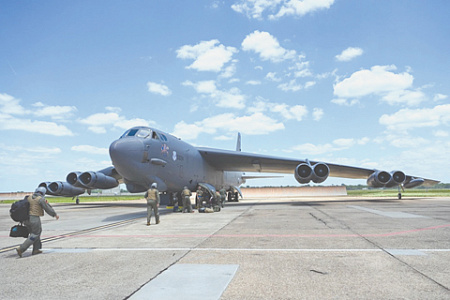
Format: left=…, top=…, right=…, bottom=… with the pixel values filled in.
left=120, top=128, right=152, bottom=139
left=136, top=128, right=151, bottom=138
left=121, top=129, right=138, bottom=138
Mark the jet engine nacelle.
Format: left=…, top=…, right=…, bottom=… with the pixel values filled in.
left=79, top=171, right=119, bottom=189
left=45, top=181, right=85, bottom=197
left=385, top=170, right=406, bottom=187
left=367, top=170, right=391, bottom=188
left=294, top=162, right=330, bottom=184
left=66, top=171, right=84, bottom=188
left=66, top=167, right=119, bottom=189
left=367, top=170, right=407, bottom=188
left=38, top=182, right=51, bottom=194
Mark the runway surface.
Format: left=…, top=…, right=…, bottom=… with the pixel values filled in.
left=1, top=196, right=449, bottom=299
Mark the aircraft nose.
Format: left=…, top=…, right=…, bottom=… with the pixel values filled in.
left=109, top=138, right=145, bottom=166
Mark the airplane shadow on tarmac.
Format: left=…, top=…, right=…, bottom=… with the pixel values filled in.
left=59, top=198, right=428, bottom=223
left=226, top=197, right=426, bottom=207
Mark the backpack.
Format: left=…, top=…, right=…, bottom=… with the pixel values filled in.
left=10, top=196, right=30, bottom=222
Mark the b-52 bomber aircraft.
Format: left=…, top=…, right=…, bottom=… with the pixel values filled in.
left=39, top=126, right=439, bottom=203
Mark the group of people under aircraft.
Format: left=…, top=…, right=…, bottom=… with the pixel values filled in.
left=145, top=184, right=227, bottom=226
left=14, top=184, right=226, bottom=257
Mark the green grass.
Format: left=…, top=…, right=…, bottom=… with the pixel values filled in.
left=0, top=195, right=145, bottom=204
left=347, top=189, right=450, bottom=198
left=2, top=189, right=449, bottom=204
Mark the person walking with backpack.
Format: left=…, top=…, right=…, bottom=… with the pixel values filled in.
left=16, top=187, right=59, bottom=257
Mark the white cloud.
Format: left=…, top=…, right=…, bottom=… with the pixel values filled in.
left=87, top=126, right=107, bottom=134
left=270, top=0, right=335, bottom=19
left=266, top=72, right=282, bottom=82
left=289, top=137, right=368, bottom=155
left=331, top=98, right=360, bottom=106
left=246, top=80, right=261, bottom=85
left=334, top=65, right=414, bottom=99
left=333, top=138, right=356, bottom=148
left=0, top=143, right=61, bottom=154
left=278, top=79, right=303, bottom=92
left=219, top=61, right=237, bottom=79
left=231, top=0, right=279, bottom=19
left=0, top=113, right=74, bottom=136
left=79, top=112, right=122, bottom=126
left=271, top=103, right=308, bottom=121
left=176, top=40, right=237, bottom=72
left=115, top=118, right=152, bottom=130
left=173, top=112, right=284, bottom=140
left=241, top=31, right=313, bottom=93
left=394, top=141, right=450, bottom=180
left=216, top=88, right=246, bottom=109
left=434, top=93, right=448, bottom=102
left=32, top=102, right=77, bottom=120
left=0, top=93, right=75, bottom=136
left=291, top=61, right=313, bottom=78
left=434, top=130, right=448, bottom=137
left=78, top=109, right=154, bottom=133
left=390, top=136, right=428, bottom=148
left=377, top=131, right=431, bottom=149
left=0, top=93, right=27, bottom=115
left=304, top=81, right=316, bottom=89
left=231, top=0, right=335, bottom=20
left=183, top=80, right=246, bottom=109
left=172, top=121, right=205, bottom=140
left=242, top=30, right=296, bottom=63
left=183, top=80, right=216, bottom=93
left=147, top=82, right=172, bottom=96
left=287, top=105, right=308, bottom=121
left=71, top=145, right=109, bottom=155
left=358, top=137, right=370, bottom=145
left=335, top=47, right=363, bottom=62
left=379, top=104, right=450, bottom=131
left=248, top=99, right=308, bottom=121
left=312, top=108, right=323, bottom=121
left=381, top=89, right=427, bottom=106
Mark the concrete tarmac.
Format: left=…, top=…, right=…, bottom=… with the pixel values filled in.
left=1, top=196, right=449, bottom=299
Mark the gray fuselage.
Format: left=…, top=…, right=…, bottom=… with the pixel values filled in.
left=109, top=127, right=244, bottom=193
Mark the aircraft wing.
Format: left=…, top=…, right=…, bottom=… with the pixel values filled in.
left=197, top=147, right=439, bottom=187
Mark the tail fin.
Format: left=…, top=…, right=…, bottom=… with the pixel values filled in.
left=236, top=132, right=241, bottom=152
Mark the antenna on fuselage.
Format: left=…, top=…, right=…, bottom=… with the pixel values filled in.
left=236, top=132, right=241, bottom=152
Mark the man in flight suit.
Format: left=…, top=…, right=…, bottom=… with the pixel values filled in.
left=145, top=183, right=160, bottom=226
left=219, top=188, right=226, bottom=208
left=196, top=186, right=204, bottom=209
left=182, top=186, right=193, bottom=213
left=16, top=187, right=59, bottom=257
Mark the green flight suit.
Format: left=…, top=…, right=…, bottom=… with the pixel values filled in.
left=146, top=188, right=160, bottom=225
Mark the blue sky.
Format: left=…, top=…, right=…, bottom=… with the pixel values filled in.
left=1, top=0, right=449, bottom=192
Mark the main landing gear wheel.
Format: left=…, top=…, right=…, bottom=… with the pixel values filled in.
left=397, top=185, right=403, bottom=200
left=227, top=192, right=239, bottom=202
